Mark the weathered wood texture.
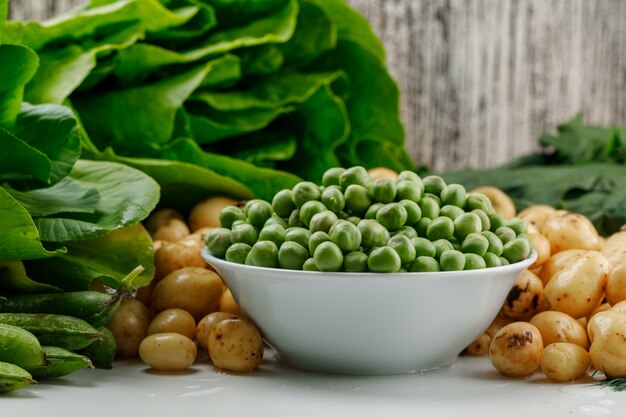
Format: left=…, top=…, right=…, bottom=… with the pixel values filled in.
left=9, top=0, right=626, bottom=171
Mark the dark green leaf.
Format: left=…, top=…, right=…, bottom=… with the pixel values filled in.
left=0, top=260, right=61, bottom=293
left=0, top=44, right=38, bottom=129
left=0, top=128, right=51, bottom=183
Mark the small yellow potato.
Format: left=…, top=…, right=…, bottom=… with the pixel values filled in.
left=152, top=267, right=225, bottom=319
left=541, top=210, right=602, bottom=253
left=538, top=250, right=587, bottom=286
left=154, top=241, right=206, bottom=280
left=502, top=270, right=544, bottom=321
left=577, top=317, right=588, bottom=328
left=602, top=231, right=626, bottom=260
left=485, top=315, right=514, bottom=338
left=529, top=311, right=589, bottom=349
left=466, top=332, right=491, bottom=356
left=208, top=318, right=264, bottom=372
left=134, top=283, right=155, bottom=307
left=543, top=251, right=609, bottom=319
left=188, top=196, right=237, bottom=232
left=610, top=300, right=626, bottom=314
left=219, top=289, right=244, bottom=317
left=489, top=322, right=544, bottom=377
left=587, top=310, right=626, bottom=377
left=196, top=312, right=238, bottom=350
left=470, top=186, right=516, bottom=219
left=367, top=167, right=398, bottom=181
left=540, top=343, right=591, bottom=382
left=107, top=299, right=151, bottom=357
left=179, top=227, right=214, bottom=248
left=590, top=302, right=612, bottom=318
left=147, top=308, right=196, bottom=340
left=152, top=218, right=190, bottom=243
left=601, top=233, right=626, bottom=305
left=528, top=232, right=551, bottom=269
left=517, top=205, right=556, bottom=231
left=139, top=333, right=197, bottom=372
left=145, top=208, right=185, bottom=234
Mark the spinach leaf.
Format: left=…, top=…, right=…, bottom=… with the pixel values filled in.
left=0, top=260, right=61, bottom=293
left=0, top=128, right=51, bottom=183
left=0, top=44, right=38, bottom=128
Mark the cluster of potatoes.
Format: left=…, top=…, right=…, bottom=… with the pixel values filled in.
left=106, top=197, right=264, bottom=373
left=466, top=187, right=626, bottom=382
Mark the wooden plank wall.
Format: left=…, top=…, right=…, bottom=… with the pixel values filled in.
left=8, top=0, right=626, bottom=172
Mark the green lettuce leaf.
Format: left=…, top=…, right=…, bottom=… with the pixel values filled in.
left=0, top=128, right=51, bottom=183
left=0, top=44, right=38, bottom=128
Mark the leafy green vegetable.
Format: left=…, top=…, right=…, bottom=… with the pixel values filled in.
left=0, top=128, right=51, bottom=183
left=0, top=260, right=61, bottom=293
left=0, top=44, right=38, bottom=128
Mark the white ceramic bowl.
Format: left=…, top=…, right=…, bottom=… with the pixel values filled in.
left=202, top=248, right=537, bottom=375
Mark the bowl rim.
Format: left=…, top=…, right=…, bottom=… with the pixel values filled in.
left=201, top=247, right=537, bottom=280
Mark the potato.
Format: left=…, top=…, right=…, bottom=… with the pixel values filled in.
left=502, top=270, right=544, bottom=321
left=139, top=333, right=197, bottom=372
left=219, top=289, right=244, bottom=317
left=517, top=205, right=556, bottom=231
left=470, top=186, right=516, bottom=219
left=590, top=302, right=612, bottom=317
left=587, top=310, right=626, bottom=377
left=602, top=231, right=626, bottom=260
left=485, top=315, right=514, bottom=338
left=541, top=210, right=602, bottom=253
left=538, top=249, right=587, bottom=286
left=152, top=218, right=190, bottom=242
left=529, top=311, right=589, bottom=349
left=367, top=167, right=398, bottom=181
left=134, top=282, right=155, bottom=307
left=196, top=312, right=238, bottom=350
left=528, top=232, right=551, bottom=269
left=208, top=318, right=264, bottom=372
left=489, top=322, right=543, bottom=377
left=466, top=332, right=491, bottom=356
left=188, top=196, right=237, bottom=232
left=147, top=308, right=196, bottom=340
left=543, top=251, right=609, bottom=319
left=540, top=343, right=591, bottom=382
left=154, top=241, right=206, bottom=280
left=145, top=208, right=185, bottom=234
left=152, top=267, right=225, bottom=319
left=106, top=299, right=150, bottom=357
left=610, top=300, right=626, bottom=314
left=602, top=232, right=626, bottom=305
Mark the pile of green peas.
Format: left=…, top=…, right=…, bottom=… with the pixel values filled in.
left=204, top=166, right=533, bottom=273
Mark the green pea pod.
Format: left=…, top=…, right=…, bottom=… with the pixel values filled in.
left=0, top=323, right=46, bottom=371
left=0, top=361, right=36, bottom=394
left=77, top=327, right=116, bottom=369
left=0, top=314, right=103, bottom=351
left=30, top=346, right=94, bottom=379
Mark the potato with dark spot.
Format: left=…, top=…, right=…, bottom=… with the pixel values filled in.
left=529, top=311, right=589, bottom=349
left=196, top=312, right=239, bottom=350
left=502, top=270, right=544, bottom=321
left=489, top=322, right=543, bottom=377
left=208, top=318, right=264, bottom=372
left=467, top=332, right=491, bottom=356
left=538, top=249, right=587, bottom=286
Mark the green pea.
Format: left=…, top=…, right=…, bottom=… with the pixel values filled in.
left=225, top=242, right=252, bottom=264
left=464, top=253, right=487, bottom=270
left=453, top=212, right=483, bottom=241
left=488, top=212, right=506, bottom=231
left=396, top=180, right=422, bottom=203
left=249, top=240, right=279, bottom=268
left=219, top=206, right=246, bottom=229
left=278, top=241, right=310, bottom=270
left=309, top=231, right=331, bottom=256
left=292, top=181, right=321, bottom=207
left=496, top=226, right=517, bottom=244
left=507, top=217, right=529, bottom=236
left=231, top=219, right=249, bottom=228
left=440, top=184, right=466, bottom=208
left=439, top=205, right=465, bottom=220
left=344, top=251, right=368, bottom=272
left=422, top=175, right=447, bottom=196
left=329, top=220, right=362, bottom=252
left=372, top=178, right=397, bottom=203
left=409, top=256, right=441, bottom=272
left=433, top=239, right=454, bottom=260
left=337, top=211, right=349, bottom=220
left=299, top=200, right=327, bottom=227
left=415, top=217, right=432, bottom=237
left=398, top=199, right=422, bottom=225
left=499, top=256, right=510, bottom=266
left=357, top=219, right=390, bottom=249
left=285, top=227, right=310, bottom=249
left=313, top=241, right=344, bottom=272
left=471, top=209, right=491, bottom=231
left=272, top=189, right=297, bottom=218
left=397, top=170, right=423, bottom=184
left=302, top=258, right=319, bottom=271
left=322, top=167, right=346, bottom=187
left=258, top=223, right=286, bottom=247
left=244, top=252, right=256, bottom=265
left=288, top=209, right=305, bottom=227
left=365, top=202, right=385, bottom=219
left=246, top=200, right=273, bottom=228
left=344, top=184, right=372, bottom=214
left=376, top=203, right=408, bottom=231
left=243, top=199, right=263, bottom=215
left=309, top=210, right=339, bottom=233
left=339, top=166, right=372, bottom=191
left=502, top=238, right=531, bottom=264
left=205, top=228, right=232, bottom=258
left=460, top=233, right=489, bottom=257
left=440, top=250, right=466, bottom=271
left=346, top=216, right=361, bottom=226
left=321, top=185, right=346, bottom=213
left=394, top=225, right=418, bottom=239
left=466, top=193, right=494, bottom=214
left=418, top=197, right=440, bottom=219
left=367, top=246, right=401, bottom=272
left=483, top=252, right=502, bottom=268
left=230, top=223, right=258, bottom=246
left=426, top=216, right=454, bottom=241
left=481, top=231, right=504, bottom=256
left=423, top=193, right=442, bottom=206
left=264, top=214, right=288, bottom=229
left=388, top=234, right=416, bottom=265
left=411, top=237, right=436, bottom=258
left=450, top=236, right=461, bottom=250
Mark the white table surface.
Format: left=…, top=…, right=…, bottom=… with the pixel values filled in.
left=3, top=350, right=625, bottom=417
